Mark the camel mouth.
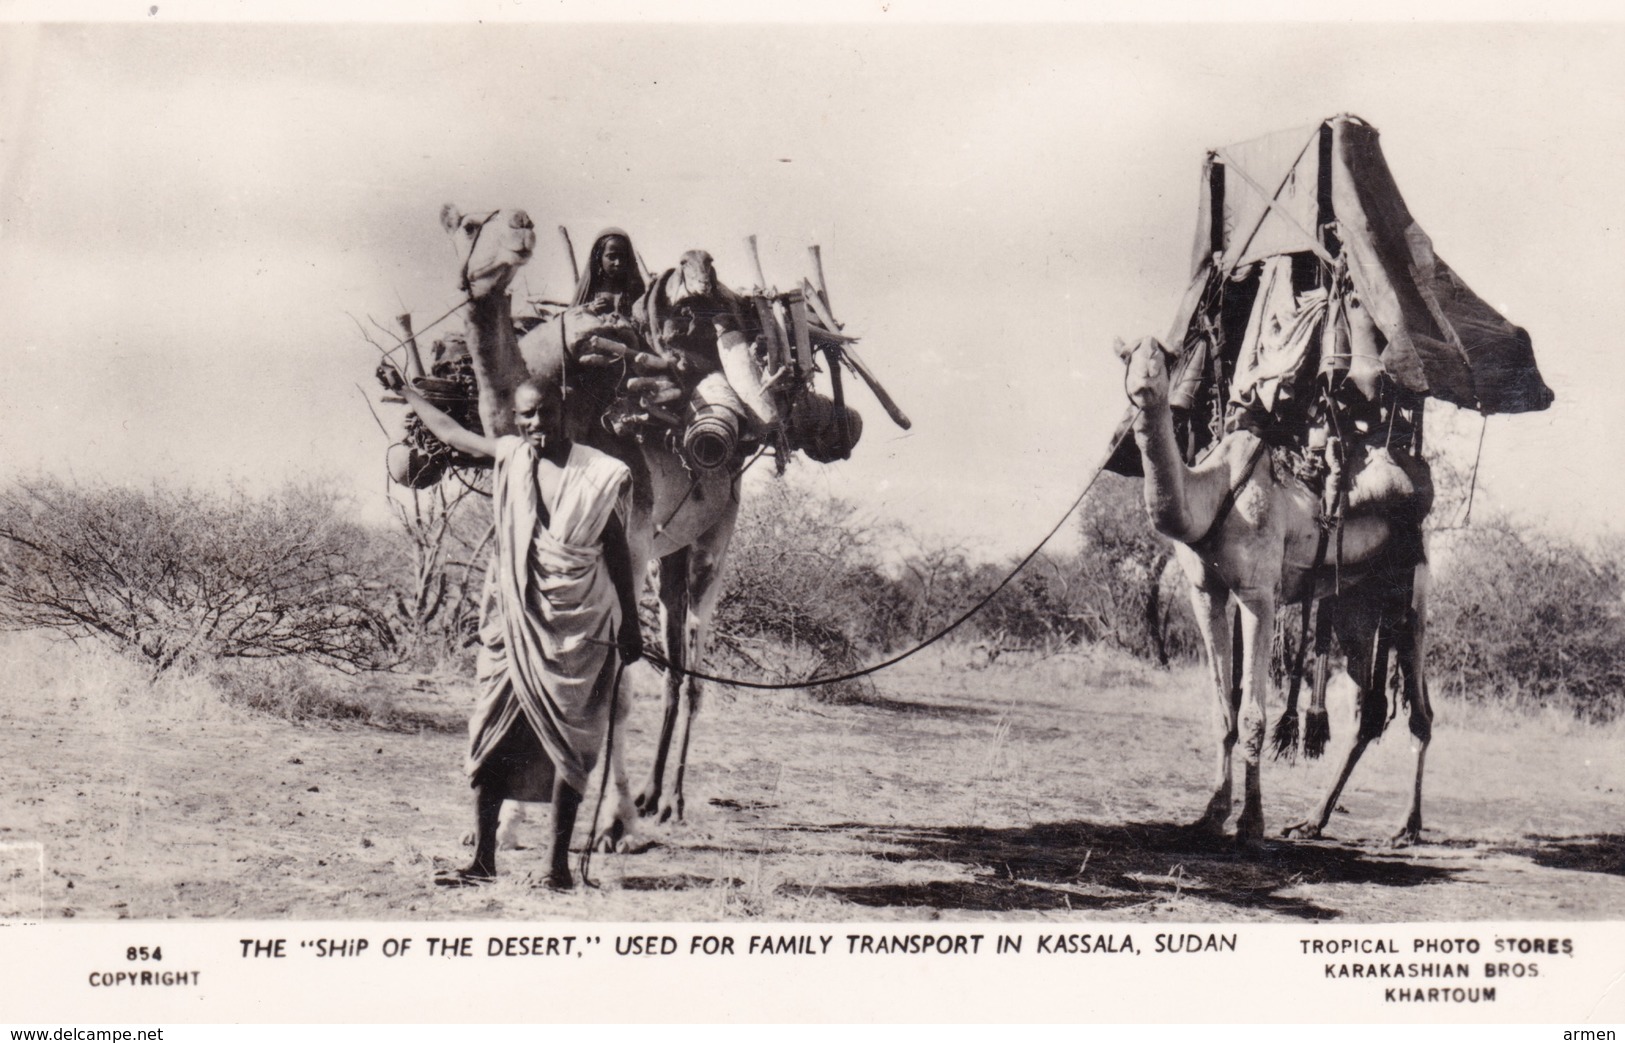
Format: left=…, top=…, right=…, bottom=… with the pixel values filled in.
left=463, top=246, right=532, bottom=287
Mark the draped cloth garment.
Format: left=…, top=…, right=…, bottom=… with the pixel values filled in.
left=467, top=438, right=632, bottom=794
left=570, top=229, right=646, bottom=314
left=1230, top=257, right=1329, bottom=415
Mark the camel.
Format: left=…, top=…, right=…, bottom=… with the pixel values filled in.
left=440, top=204, right=771, bottom=847
left=1115, top=334, right=1436, bottom=847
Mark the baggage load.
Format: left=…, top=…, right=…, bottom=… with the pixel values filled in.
left=1109, top=114, right=1553, bottom=480
left=382, top=234, right=906, bottom=487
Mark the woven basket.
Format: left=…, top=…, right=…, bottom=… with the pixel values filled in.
left=789, top=391, right=863, bottom=463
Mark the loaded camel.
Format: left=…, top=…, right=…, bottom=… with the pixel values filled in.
left=1116, top=334, right=1435, bottom=847
left=440, top=204, right=779, bottom=850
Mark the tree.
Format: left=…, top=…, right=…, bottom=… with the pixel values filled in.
left=1428, top=519, right=1625, bottom=721
left=896, top=539, right=976, bottom=641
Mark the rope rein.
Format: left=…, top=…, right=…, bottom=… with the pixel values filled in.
left=596, top=415, right=1140, bottom=691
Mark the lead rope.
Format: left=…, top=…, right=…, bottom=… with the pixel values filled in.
left=588, top=415, right=1139, bottom=691
left=1462, top=414, right=1487, bottom=527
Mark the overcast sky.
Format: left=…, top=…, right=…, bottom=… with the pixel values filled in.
left=3, top=13, right=1621, bottom=558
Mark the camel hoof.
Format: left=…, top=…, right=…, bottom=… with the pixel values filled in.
left=595, top=833, right=657, bottom=855
left=534, top=869, right=574, bottom=892
left=654, top=792, right=684, bottom=825
left=1281, top=821, right=1322, bottom=840
left=591, top=819, right=628, bottom=854
left=1389, top=824, right=1423, bottom=849
left=435, top=866, right=494, bottom=888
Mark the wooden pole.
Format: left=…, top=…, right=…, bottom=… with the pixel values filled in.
left=558, top=226, right=580, bottom=284
left=788, top=294, right=816, bottom=375
left=745, top=234, right=769, bottom=293
left=825, top=344, right=852, bottom=461
left=396, top=313, right=425, bottom=380
left=842, top=346, right=912, bottom=430
left=807, top=244, right=834, bottom=323
left=802, top=282, right=847, bottom=338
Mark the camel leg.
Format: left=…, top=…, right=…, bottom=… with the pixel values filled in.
left=1283, top=593, right=1385, bottom=840
left=1390, top=564, right=1432, bottom=847
left=659, top=518, right=735, bottom=824
left=1185, top=573, right=1236, bottom=834
left=1233, top=591, right=1276, bottom=846
left=495, top=801, right=528, bottom=850
left=635, top=550, right=689, bottom=818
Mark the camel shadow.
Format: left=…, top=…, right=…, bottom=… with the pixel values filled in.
left=781, top=819, right=1459, bottom=920
left=812, top=689, right=994, bottom=720
left=1497, top=834, right=1625, bottom=877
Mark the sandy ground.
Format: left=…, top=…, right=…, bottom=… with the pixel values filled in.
left=4, top=638, right=1623, bottom=923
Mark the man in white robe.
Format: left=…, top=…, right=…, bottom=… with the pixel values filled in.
left=381, top=364, right=641, bottom=888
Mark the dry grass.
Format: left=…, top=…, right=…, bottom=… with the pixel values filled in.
left=2, top=631, right=237, bottom=723
left=4, top=631, right=1623, bottom=922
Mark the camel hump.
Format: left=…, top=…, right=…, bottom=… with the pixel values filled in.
left=1345, top=446, right=1433, bottom=520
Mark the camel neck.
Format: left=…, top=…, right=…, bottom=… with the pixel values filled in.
left=464, top=289, right=523, bottom=439
left=1134, top=399, right=1203, bottom=543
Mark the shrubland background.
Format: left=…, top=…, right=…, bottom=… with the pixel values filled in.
left=1, top=439, right=1620, bottom=726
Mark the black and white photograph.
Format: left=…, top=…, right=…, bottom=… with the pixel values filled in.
left=2, top=2, right=1622, bottom=1027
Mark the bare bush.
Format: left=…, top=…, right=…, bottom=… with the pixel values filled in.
left=0, top=477, right=397, bottom=674
left=383, top=475, right=493, bottom=667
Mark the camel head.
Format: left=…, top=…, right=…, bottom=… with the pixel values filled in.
left=1116, top=335, right=1178, bottom=411
left=675, top=249, right=718, bottom=300
left=441, top=204, right=536, bottom=300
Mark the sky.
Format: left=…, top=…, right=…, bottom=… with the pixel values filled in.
left=2, top=12, right=1622, bottom=559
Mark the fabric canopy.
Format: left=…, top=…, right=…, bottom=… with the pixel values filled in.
left=1171, top=115, right=1553, bottom=416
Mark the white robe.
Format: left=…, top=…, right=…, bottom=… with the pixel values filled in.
left=467, top=438, right=631, bottom=794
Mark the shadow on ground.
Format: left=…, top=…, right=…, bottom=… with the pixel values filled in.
left=808, top=689, right=995, bottom=720
left=620, top=874, right=744, bottom=892
left=1497, top=834, right=1625, bottom=877
left=776, top=819, right=1461, bottom=919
